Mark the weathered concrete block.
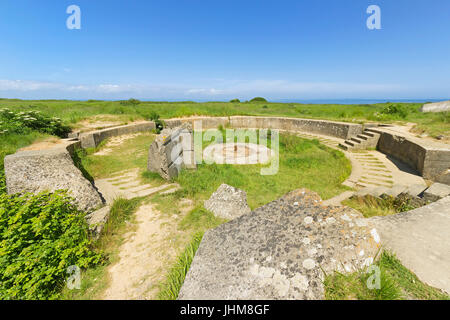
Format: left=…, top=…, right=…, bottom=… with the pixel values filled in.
left=85, top=205, right=110, bottom=239
left=79, top=121, right=155, bottom=149
left=374, top=128, right=450, bottom=184
left=421, top=100, right=450, bottom=113
left=179, top=189, right=380, bottom=300
left=204, top=184, right=251, bottom=220
left=4, top=143, right=103, bottom=212
left=147, top=123, right=196, bottom=180
left=423, top=183, right=450, bottom=202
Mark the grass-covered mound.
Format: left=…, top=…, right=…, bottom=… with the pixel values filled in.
left=0, top=191, right=102, bottom=300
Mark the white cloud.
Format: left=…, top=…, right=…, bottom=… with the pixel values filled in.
left=0, top=78, right=422, bottom=100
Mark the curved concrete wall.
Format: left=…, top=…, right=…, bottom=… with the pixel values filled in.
left=78, top=116, right=363, bottom=149
left=372, top=128, right=450, bottom=184
left=74, top=116, right=449, bottom=184
left=79, top=122, right=155, bottom=149
left=165, top=116, right=363, bottom=140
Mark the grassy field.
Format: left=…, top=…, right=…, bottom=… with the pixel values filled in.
left=0, top=98, right=448, bottom=136
left=79, top=130, right=352, bottom=208
left=1, top=98, right=448, bottom=300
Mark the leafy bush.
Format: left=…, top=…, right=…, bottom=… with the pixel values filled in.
left=149, top=111, right=164, bottom=134
left=0, top=190, right=103, bottom=299
left=229, top=99, right=240, bottom=103
left=119, top=98, right=141, bottom=106
left=0, top=169, right=6, bottom=195
left=0, top=108, right=70, bottom=137
left=380, top=104, right=409, bottom=119
left=249, top=97, right=268, bottom=103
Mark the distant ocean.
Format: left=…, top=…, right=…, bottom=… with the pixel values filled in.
left=271, top=99, right=447, bottom=105
left=135, top=98, right=447, bottom=104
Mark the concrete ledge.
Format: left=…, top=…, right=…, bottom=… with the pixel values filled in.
left=79, top=121, right=155, bottom=149
left=372, top=128, right=450, bottom=184
left=4, top=140, right=104, bottom=212
left=370, top=196, right=450, bottom=294
left=165, top=116, right=362, bottom=139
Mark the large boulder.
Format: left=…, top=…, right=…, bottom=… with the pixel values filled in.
left=4, top=144, right=103, bottom=212
left=147, top=123, right=195, bottom=180
left=420, top=100, right=450, bottom=113
left=204, top=184, right=251, bottom=220
left=178, top=189, right=380, bottom=300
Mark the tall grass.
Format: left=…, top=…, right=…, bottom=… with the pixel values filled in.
left=324, top=251, right=449, bottom=300
left=157, top=232, right=204, bottom=300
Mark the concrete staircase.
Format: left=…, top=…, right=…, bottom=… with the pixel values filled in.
left=339, top=128, right=381, bottom=151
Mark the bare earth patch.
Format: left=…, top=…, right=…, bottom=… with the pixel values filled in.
left=74, top=115, right=147, bottom=133
left=19, top=137, right=64, bottom=151
left=94, top=133, right=142, bottom=156
left=102, top=200, right=194, bottom=300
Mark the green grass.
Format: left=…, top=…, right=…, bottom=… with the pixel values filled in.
left=157, top=232, right=204, bottom=300
left=342, top=194, right=426, bottom=218
left=0, top=99, right=448, bottom=138
left=78, top=132, right=156, bottom=179
left=170, top=132, right=352, bottom=209
left=324, top=251, right=449, bottom=300
left=61, top=197, right=142, bottom=300
left=0, top=131, right=52, bottom=168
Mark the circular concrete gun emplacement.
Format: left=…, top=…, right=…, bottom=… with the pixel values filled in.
left=203, top=142, right=274, bottom=165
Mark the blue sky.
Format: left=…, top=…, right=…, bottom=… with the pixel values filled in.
left=0, top=0, right=449, bottom=101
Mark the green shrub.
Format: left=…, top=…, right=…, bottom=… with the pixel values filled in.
left=149, top=112, right=164, bottom=134
left=249, top=97, right=268, bottom=103
left=229, top=99, right=240, bottom=103
left=0, top=190, right=103, bottom=299
left=380, top=104, right=409, bottom=119
left=0, top=108, right=70, bottom=137
left=119, top=98, right=141, bottom=106
left=0, top=169, right=5, bottom=195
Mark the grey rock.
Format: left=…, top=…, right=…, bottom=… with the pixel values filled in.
left=420, top=100, right=450, bottom=113
left=147, top=123, right=195, bottom=180
left=4, top=144, right=103, bottom=212
left=370, top=196, right=450, bottom=294
left=85, top=205, right=110, bottom=239
left=405, top=184, right=428, bottom=197
left=423, top=183, right=450, bottom=202
left=204, top=184, right=251, bottom=220
left=179, top=189, right=380, bottom=300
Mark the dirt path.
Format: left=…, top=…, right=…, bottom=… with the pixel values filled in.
left=102, top=200, right=193, bottom=300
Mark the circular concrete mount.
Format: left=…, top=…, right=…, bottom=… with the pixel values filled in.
left=203, top=142, right=274, bottom=165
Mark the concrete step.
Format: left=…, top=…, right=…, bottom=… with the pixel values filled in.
left=357, top=134, right=370, bottom=140
left=134, top=184, right=173, bottom=198
left=356, top=186, right=390, bottom=197
left=358, top=179, right=392, bottom=188
left=127, top=183, right=156, bottom=193
left=361, top=176, right=394, bottom=184
left=344, top=140, right=355, bottom=147
left=350, top=137, right=362, bottom=144
left=383, top=185, right=408, bottom=197
left=405, top=184, right=428, bottom=197
left=364, top=128, right=382, bottom=135
left=338, top=143, right=348, bottom=151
